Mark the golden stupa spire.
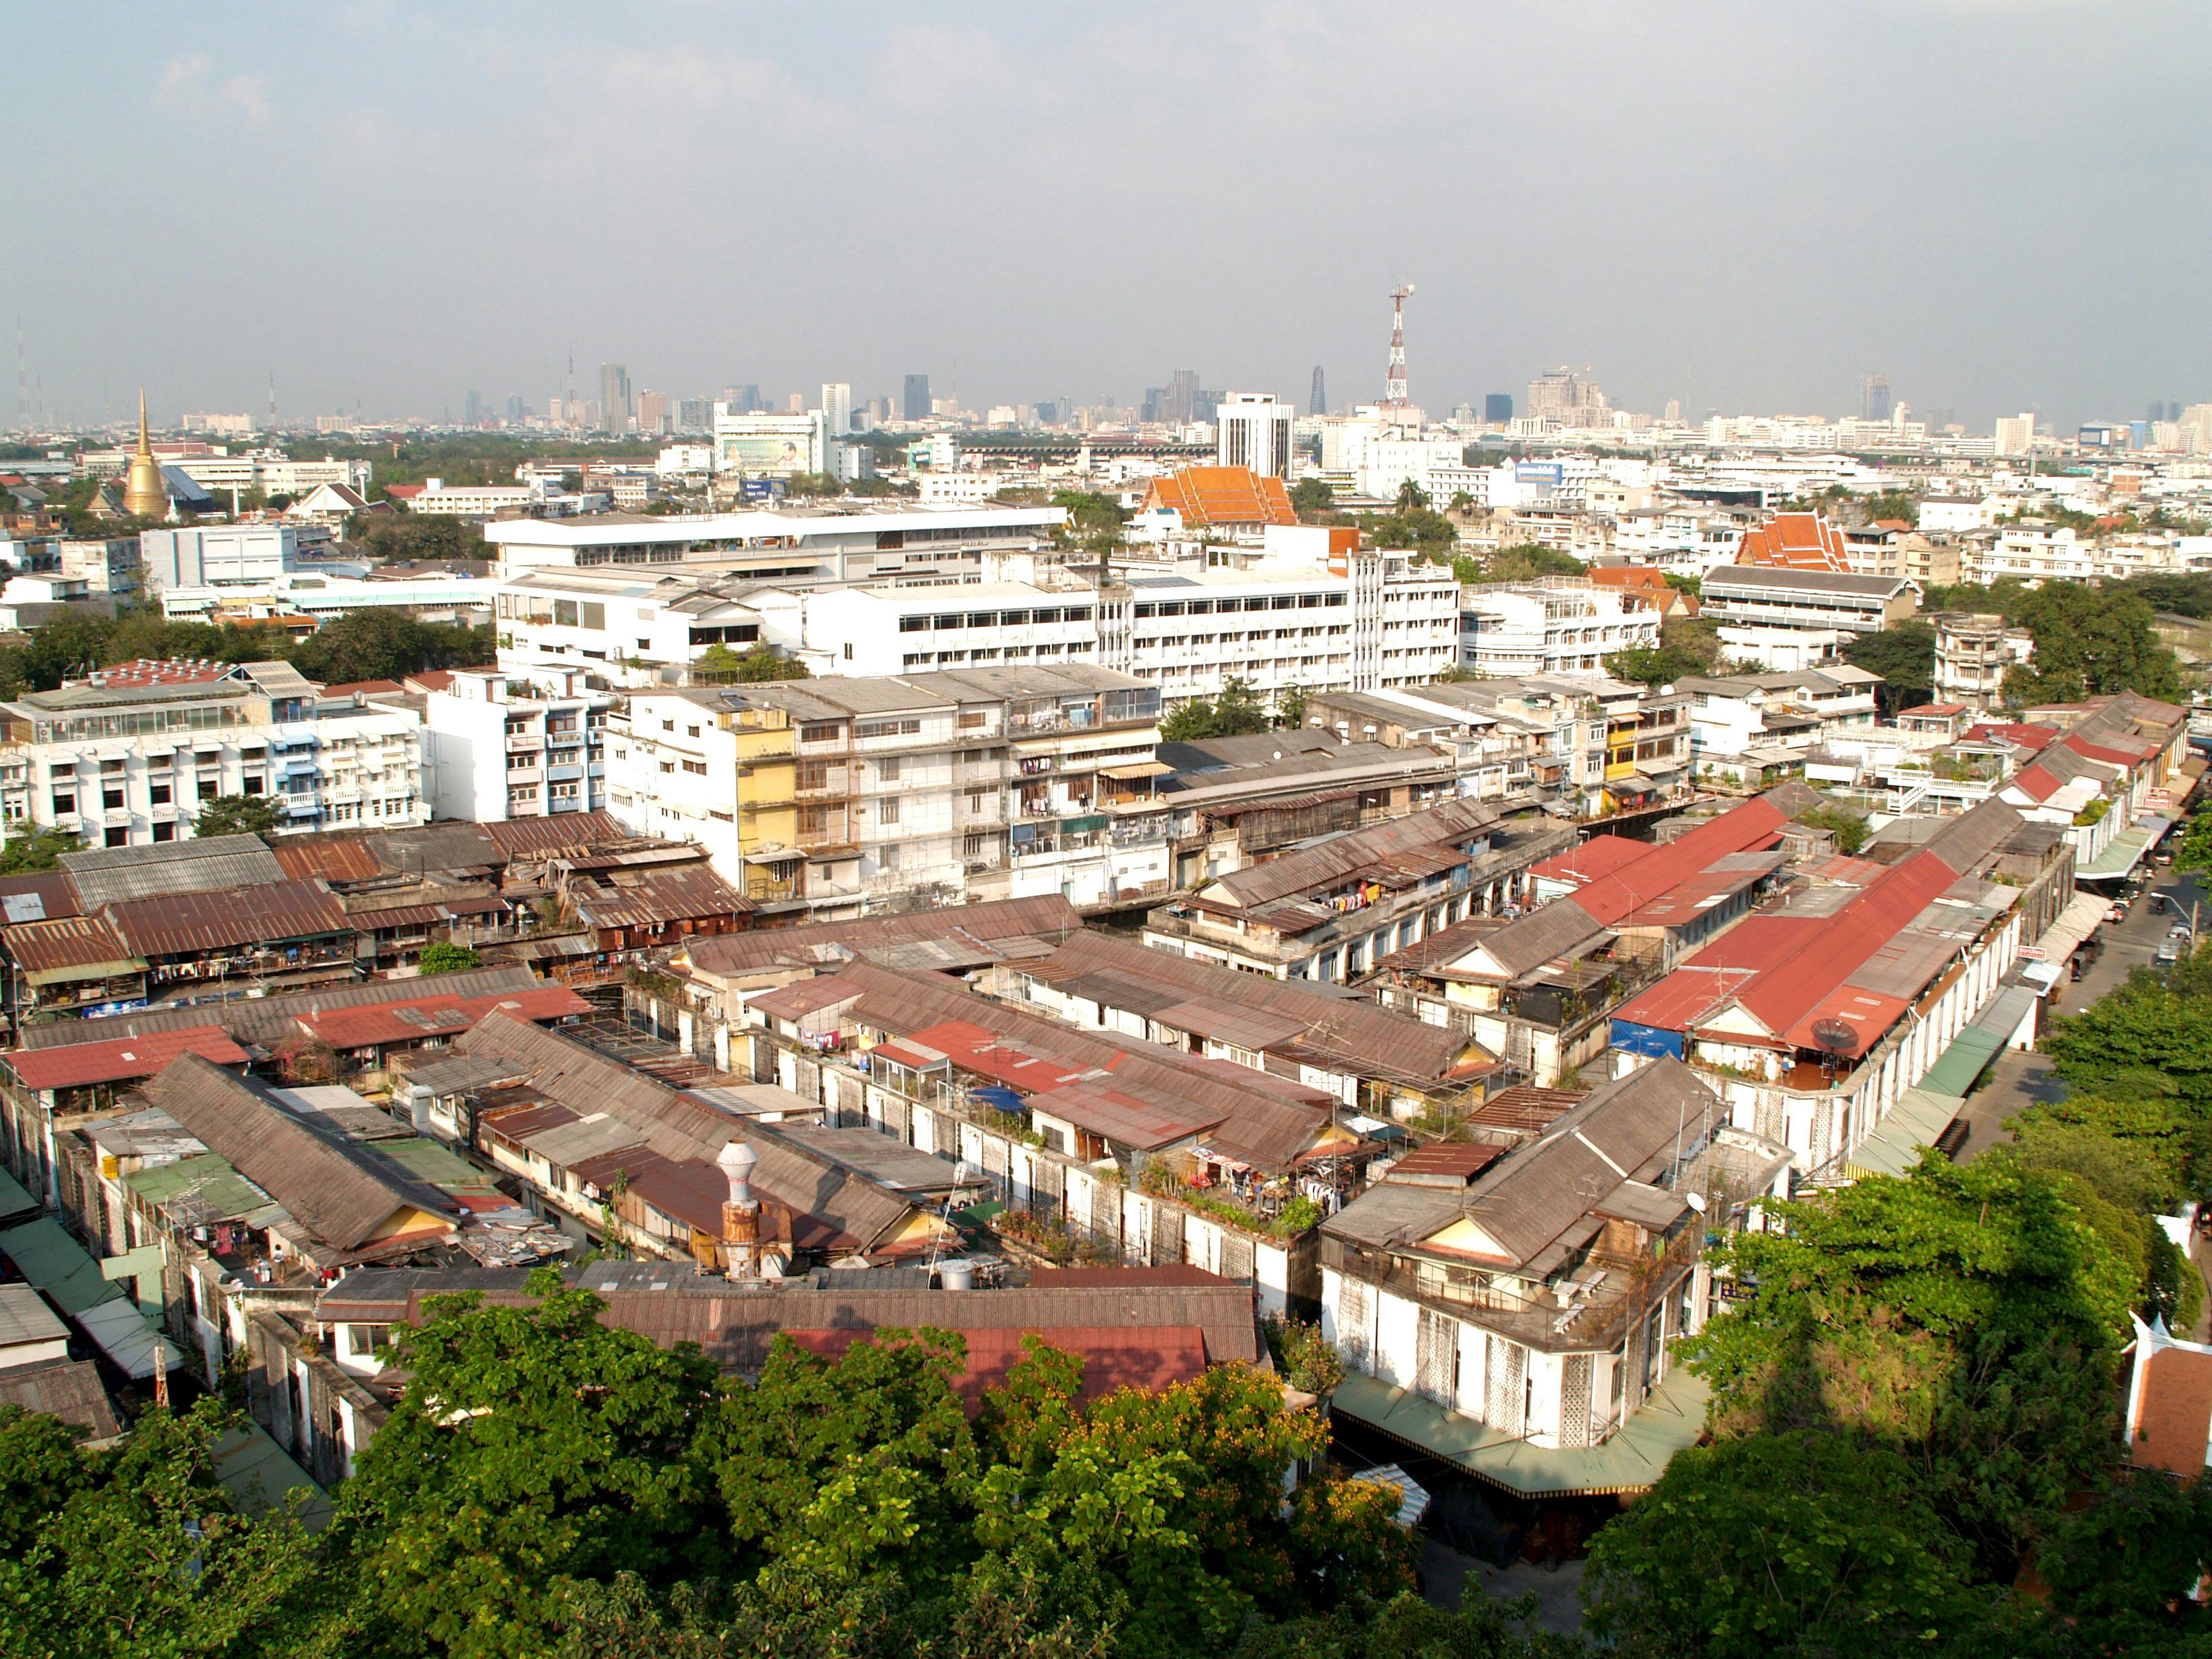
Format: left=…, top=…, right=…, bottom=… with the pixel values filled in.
left=122, top=388, right=166, bottom=518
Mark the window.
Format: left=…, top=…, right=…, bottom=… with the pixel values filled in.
left=686, top=724, right=700, bottom=738
left=876, top=797, right=901, bottom=827
left=581, top=602, right=605, bottom=630
left=510, top=785, right=539, bottom=804
left=963, top=832, right=990, bottom=858
left=800, top=722, right=842, bottom=743
left=343, top=1324, right=392, bottom=1360
left=149, top=781, right=171, bottom=806
left=151, top=821, right=175, bottom=842
left=50, top=792, right=73, bottom=815
left=242, top=776, right=264, bottom=795
left=682, top=759, right=707, bottom=775
left=854, top=716, right=922, bottom=739
left=659, top=760, right=675, bottom=774
left=554, top=599, right=579, bottom=627
left=876, top=757, right=901, bottom=784
left=104, top=827, right=127, bottom=847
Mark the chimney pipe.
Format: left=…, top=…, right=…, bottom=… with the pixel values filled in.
left=717, top=1141, right=760, bottom=1280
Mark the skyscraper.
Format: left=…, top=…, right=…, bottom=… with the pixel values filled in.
left=464, top=390, right=481, bottom=426
left=1216, top=392, right=1294, bottom=478
left=1483, top=393, right=1513, bottom=424
left=820, top=382, right=852, bottom=436
left=598, top=363, right=632, bottom=432
left=903, top=374, right=930, bottom=422
left=1861, top=373, right=1892, bottom=423
left=1166, top=369, right=1199, bottom=425
left=1309, top=366, right=1326, bottom=416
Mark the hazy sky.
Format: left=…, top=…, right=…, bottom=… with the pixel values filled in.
left=7, top=1, right=2207, bottom=430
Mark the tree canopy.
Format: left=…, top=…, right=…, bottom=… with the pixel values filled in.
left=0, top=825, right=80, bottom=874
left=415, top=941, right=482, bottom=975
left=194, top=793, right=286, bottom=840
left=1158, top=677, right=1273, bottom=743
left=1840, top=619, right=1936, bottom=715
left=692, top=642, right=812, bottom=682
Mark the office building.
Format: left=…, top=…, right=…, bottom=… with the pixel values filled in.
left=140, top=525, right=299, bottom=592
left=1484, top=393, right=1513, bottom=424
left=636, top=390, right=670, bottom=435
left=598, top=363, right=633, bottom=432
left=820, top=383, right=851, bottom=438
left=1992, top=412, right=2036, bottom=457
left=1861, top=374, right=1892, bottom=422
left=903, top=375, right=931, bottom=422
left=1309, top=366, right=1326, bottom=417
left=1214, top=392, right=1294, bottom=478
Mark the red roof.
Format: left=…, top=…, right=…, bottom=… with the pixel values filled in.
left=1963, top=722, right=2058, bottom=751
left=295, top=985, right=592, bottom=1050
left=385, top=485, right=424, bottom=500
left=1904, top=702, right=1969, bottom=718
left=319, top=679, right=404, bottom=697
left=2007, top=765, right=2062, bottom=803
left=1568, top=798, right=1790, bottom=927
left=5, top=1025, right=249, bottom=1092
left=1612, top=966, right=1761, bottom=1033
left=1736, top=512, right=1851, bottom=573
left=2061, top=735, right=2150, bottom=768
left=75, top=659, right=232, bottom=690
left=1530, top=836, right=1649, bottom=886
left=1732, top=852, right=1963, bottom=1042
left=1143, top=467, right=1298, bottom=528
left=2131, top=1344, right=2212, bottom=1475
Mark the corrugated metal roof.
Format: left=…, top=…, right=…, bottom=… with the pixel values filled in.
left=569, top=865, right=754, bottom=929
left=5, top=1025, right=248, bottom=1092
left=481, top=811, right=634, bottom=859
left=1204, top=798, right=1498, bottom=911
left=295, top=985, right=592, bottom=1050
left=105, top=879, right=351, bottom=958
left=681, top=895, right=1081, bottom=980
left=61, top=836, right=285, bottom=905
left=1, top=913, right=144, bottom=978
left=452, top=1012, right=739, bottom=1164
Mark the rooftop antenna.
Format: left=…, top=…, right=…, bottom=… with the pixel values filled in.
left=13, top=315, right=23, bottom=433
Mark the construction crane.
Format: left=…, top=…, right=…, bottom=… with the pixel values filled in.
left=1382, top=284, right=1414, bottom=408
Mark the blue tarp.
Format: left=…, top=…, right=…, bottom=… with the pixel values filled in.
left=1610, top=1021, right=1685, bottom=1061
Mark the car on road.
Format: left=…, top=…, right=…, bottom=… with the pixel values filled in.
left=2108, top=903, right=2129, bottom=923
left=2157, top=939, right=2184, bottom=965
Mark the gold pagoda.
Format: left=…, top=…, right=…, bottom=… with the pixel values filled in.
left=121, top=389, right=167, bottom=518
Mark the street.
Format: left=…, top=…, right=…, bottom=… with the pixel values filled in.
left=1953, top=866, right=2205, bottom=1160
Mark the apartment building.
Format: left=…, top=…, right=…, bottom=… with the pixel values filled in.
left=777, top=581, right=1102, bottom=678
left=1933, top=612, right=2034, bottom=712
left=140, top=524, right=298, bottom=593
left=1608, top=796, right=2072, bottom=1178
left=1142, top=798, right=1549, bottom=983
left=1320, top=1061, right=1790, bottom=1498
left=411, top=667, right=610, bottom=821
left=1677, top=668, right=1884, bottom=775
left=608, top=666, right=1166, bottom=916
left=1458, top=579, right=1661, bottom=678
left=1700, top=565, right=1917, bottom=635
left=1966, top=522, right=2093, bottom=585
left=168, top=453, right=372, bottom=501
left=0, top=659, right=428, bottom=848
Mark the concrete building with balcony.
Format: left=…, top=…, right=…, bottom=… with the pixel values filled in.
left=1319, top=1059, right=1790, bottom=1499
left=1458, top=579, right=1662, bottom=678
left=609, top=666, right=1166, bottom=917
left=1932, top=611, right=2034, bottom=712
left=0, top=659, right=428, bottom=850
left=1142, top=798, right=1555, bottom=984
left=1700, top=565, right=1917, bottom=637
left=409, top=667, right=609, bottom=822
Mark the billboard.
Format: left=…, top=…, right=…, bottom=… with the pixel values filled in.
left=713, top=412, right=823, bottom=476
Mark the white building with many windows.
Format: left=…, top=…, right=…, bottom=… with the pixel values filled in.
left=411, top=667, right=611, bottom=822
left=0, top=659, right=428, bottom=849
left=1458, top=579, right=1661, bottom=677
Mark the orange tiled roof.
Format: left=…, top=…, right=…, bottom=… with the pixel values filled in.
left=1736, top=512, right=1851, bottom=573
left=1144, top=466, right=1297, bottom=529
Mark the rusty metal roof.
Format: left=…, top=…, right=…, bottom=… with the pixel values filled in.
left=105, top=880, right=351, bottom=958
left=481, top=811, right=634, bottom=859
left=1, top=914, right=143, bottom=979
left=569, top=865, right=754, bottom=930
left=60, top=836, right=285, bottom=906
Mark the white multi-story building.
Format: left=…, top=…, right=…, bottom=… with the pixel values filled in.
left=141, top=525, right=298, bottom=593
left=413, top=667, right=610, bottom=822
left=1458, top=579, right=1662, bottom=677
left=712, top=407, right=827, bottom=476
left=168, top=453, right=373, bottom=501
left=494, top=568, right=770, bottom=683
left=482, top=504, right=1063, bottom=581
left=820, top=384, right=852, bottom=440
left=775, top=581, right=1102, bottom=678
left=1215, top=392, right=1294, bottom=478
left=1966, top=523, right=2092, bottom=584
left=401, top=479, right=543, bottom=518
left=1992, top=413, right=2038, bottom=457
left=158, top=569, right=497, bottom=628
left=0, top=660, right=428, bottom=849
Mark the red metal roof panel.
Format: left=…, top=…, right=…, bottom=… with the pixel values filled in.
left=4, top=1025, right=249, bottom=1092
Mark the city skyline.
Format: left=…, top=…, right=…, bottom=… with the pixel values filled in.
left=5, top=1, right=2209, bottom=429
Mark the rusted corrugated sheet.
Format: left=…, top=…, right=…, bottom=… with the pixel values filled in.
left=104, top=880, right=352, bottom=958
left=1, top=914, right=143, bottom=977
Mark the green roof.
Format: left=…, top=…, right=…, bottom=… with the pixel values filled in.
left=0, top=1218, right=125, bottom=1316
left=1331, top=1362, right=1711, bottom=1498
left=1846, top=1085, right=1967, bottom=1180
left=1918, top=1027, right=2007, bottom=1099
left=210, top=1424, right=335, bottom=1533
left=375, top=1138, right=499, bottom=1196
left=123, top=1153, right=268, bottom=1224
left=2078, top=824, right=2155, bottom=880
left=0, top=1165, right=36, bottom=1223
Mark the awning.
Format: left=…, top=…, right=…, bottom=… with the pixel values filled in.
left=1845, top=1085, right=1967, bottom=1180
left=1918, top=1025, right=2007, bottom=1098
left=0, top=1166, right=36, bottom=1225
left=0, top=1218, right=117, bottom=1315
left=2077, top=824, right=2156, bottom=880
left=212, top=1424, right=335, bottom=1532
left=1331, top=1364, right=1710, bottom=1498
left=24, top=958, right=147, bottom=987
left=1099, top=761, right=1172, bottom=781
left=2032, top=890, right=2112, bottom=966
left=74, top=1297, right=184, bottom=1381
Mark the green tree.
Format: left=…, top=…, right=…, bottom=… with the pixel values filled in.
left=693, top=642, right=811, bottom=682
left=1794, top=801, right=1869, bottom=854
left=0, top=1400, right=323, bottom=1659
left=0, top=825, right=81, bottom=874
left=289, top=609, right=492, bottom=685
left=415, top=941, right=482, bottom=975
left=321, top=1275, right=724, bottom=1658
left=1840, top=619, right=1936, bottom=716
left=1860, top=491, right=1920, bottom=527
left=1288, top=477, right=1339, bottom=521
left=1996, top=581, right=2182, bottom=705
left=1159, top=678, right=1271, bottom=743
left=194, top=793, right=285, bottom=840
left=1478, top=542, right=1586, bottom=582
left=1584, top=1430, right=1973, bottom=1659
left=1605, top=618, right=1721, bottom=689
left=2034, top=1471, right=2212, bottom=1652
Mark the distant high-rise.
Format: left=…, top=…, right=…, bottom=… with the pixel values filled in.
left=720, top=384, right=762, bottom=415
left=464, top=390, right=481, bottom=426
left=1166, top=369, right=1200, bottom=425
left=504, top=394, right=525, bottom=424
left=675, top=396, right=710, bottom=434
left=1309, top=366, right=1326, bottom=416
left=1483, top=392, right=1513, bottom=424
left=1215, top=392, right=1294, bottom=478
left=1861, top=373, right=1892, bottom=423
left=598, top=363, right=632, bottom=432
left=903, top=374, right=931, bottom=422
left=820, top=382, right=852, bottom=436
left=1525, top=367, right=1606, bottom=428
left=637, top=390, right=671, bottom=434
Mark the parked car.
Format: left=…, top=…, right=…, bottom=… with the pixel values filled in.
left=2108, top=903, right=2129, bottom=923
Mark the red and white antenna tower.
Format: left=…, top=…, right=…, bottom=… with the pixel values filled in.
left=1383, top=283, right=1415, bottom=407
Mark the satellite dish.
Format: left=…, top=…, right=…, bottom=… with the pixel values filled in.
left=1810, top=1019, right=1858, bottom=1054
